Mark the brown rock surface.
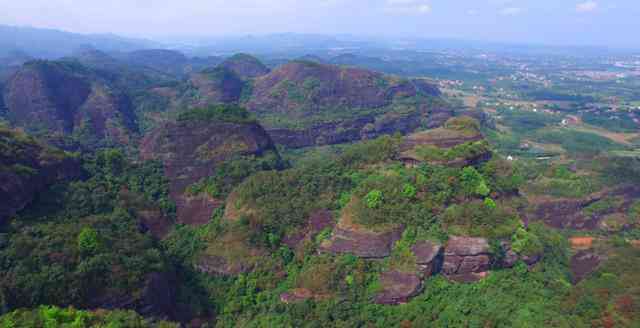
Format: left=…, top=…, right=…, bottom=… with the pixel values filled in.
left=442, top=236, right=491, bottom=282
left=319, top=225, right=403, bottom=259
left=374, top=270, right=423, bottom=305
left=570, top=250, right=601, bottom=284
left=411, top=240, right=443, bottom=277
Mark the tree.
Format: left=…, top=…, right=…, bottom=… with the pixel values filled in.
left=77, top=227, right=100, bottom=255
left=460, top=167, right=490, bottom=197
left=365, top=190, right=383, bottom=209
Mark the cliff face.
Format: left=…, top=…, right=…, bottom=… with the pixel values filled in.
left=0, top=127, right=80, bottom=223
left=3, top=61, right=137, bottom=148
left=242, top=60, right=446, bottom=148
left=140, top=111, right=278, bottom=226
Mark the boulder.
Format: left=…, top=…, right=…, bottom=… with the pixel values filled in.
left=374, top=270, right=423, bottom=305
left=411, top=240, right=443, bottom=277
left=442, top=236, right=491, bottom=282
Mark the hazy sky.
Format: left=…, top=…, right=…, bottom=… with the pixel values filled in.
left=1, top=0, right=638, bottom=47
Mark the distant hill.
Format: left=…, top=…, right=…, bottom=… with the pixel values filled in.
left=2, top=60, right=139, bottom=149
left=0, top=25, right=157, bottom=58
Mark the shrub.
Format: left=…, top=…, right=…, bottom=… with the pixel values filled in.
left=365, top=190, right=384, bottom=209
left=77, top=227, right=100, bottom=255
left=484, top=197, right=497, bottom=210
left=402, top=184, right=417, bottom=199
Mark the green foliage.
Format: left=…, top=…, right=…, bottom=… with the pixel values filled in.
left=401, top=184, right=417, bottom=199
left=497, top=108, right=561, bottom=133
left=0, top=149, right=172, bottom=312
left=177, top=104, right=255, bottom=124
left=511, top=226, right=543, bottom=256
left=444, top=115, right=481, bottom=133
left=582, top=197, right=623, bottom=217
left=525, top=165, right=602, bottom=199
left=186, top=151, right=285, bottom=198
left=563, top=246, right=640, bottom=327
left=484, top=197, right=497, bottom=210
left=582, top=111, right=639, bottom=133
left=629, top=201, right=640, bottom=224
left=534, top=129, right=627, bottom=155
left=0, top=306, right=178, bottom=327
left=415, top=140, right=491, bottom=163
left=233, top=165, right=351, bottom=248
left=337, top=134, right=402, bottom=167
left=460, top=167, right=491, bottom=197
left=443, top=201, right=520, bottom=239
left=364, top=190, right=383, bottom=209
left=76, top=228, right=99, bottom=255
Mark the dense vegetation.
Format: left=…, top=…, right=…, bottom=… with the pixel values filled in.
left=0, top=149, right=176, bottom=313
left=176, top=104, right=256, bottom=124
left=2, top=46, right=640, bottom=328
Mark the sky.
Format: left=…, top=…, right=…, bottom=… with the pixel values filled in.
left=0, top=0, right=639, bottom=48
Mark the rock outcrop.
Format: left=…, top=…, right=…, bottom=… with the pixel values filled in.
left=399, top=116, right=490, bottom=167
left=412, top=240, right=444, bottom=277
left=442, top=236, right=492, bottom=283
left=0, top=127, right=80, bottom=223
left=570, top=250, right=601, bottom=284
left=319, top=225, right=403, bottom=258
left=140, top=111, right=278, bottom=226
left=374, top=270, right=423, bottom=305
